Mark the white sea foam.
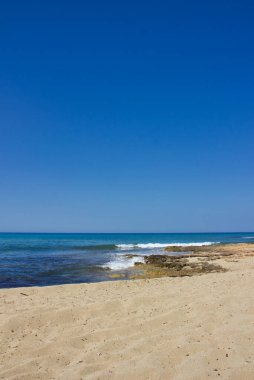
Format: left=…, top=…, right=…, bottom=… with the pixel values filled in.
left=103, top=241, right=219, bottom=270
left=116, top=242, right=218, bottom=249
left=103, top=241, right=217, bottom=270
left=103, top=255, right=145, bottom=270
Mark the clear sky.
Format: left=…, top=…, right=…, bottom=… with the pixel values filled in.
left=0, top=0, right=254, bottom=232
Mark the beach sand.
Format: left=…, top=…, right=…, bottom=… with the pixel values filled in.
left=1, top=245, right=254, bottom=379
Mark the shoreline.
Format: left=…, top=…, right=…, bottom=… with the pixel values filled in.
left=1, top=244, right=254, bottom=379
left=109, top=242, right=254, bottom=280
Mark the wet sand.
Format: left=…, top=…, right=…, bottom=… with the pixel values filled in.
left=1, top=244, right=254, bottom=379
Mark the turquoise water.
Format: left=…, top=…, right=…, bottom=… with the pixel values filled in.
left=0, top=232, right=253, bottom=288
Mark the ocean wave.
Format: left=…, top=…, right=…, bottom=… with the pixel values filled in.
left=0, top=241, right=220, bottom=254
left=103, top=255, right=145, bottom=270
left=102, top=241, right=219, bottom=270
left=116, top=242, right=218, bottom=249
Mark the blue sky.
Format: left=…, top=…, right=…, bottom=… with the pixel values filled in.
left=0, top=0, right=254, bottom=232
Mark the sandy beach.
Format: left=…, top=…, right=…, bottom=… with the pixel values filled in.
left=1, top=244, right=254, bottom=380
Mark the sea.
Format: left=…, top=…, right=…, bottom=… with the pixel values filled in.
left=0, top=232, right=253, bottom=288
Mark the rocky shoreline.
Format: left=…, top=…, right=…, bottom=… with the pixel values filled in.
left=123, top=243, right=254, bottom=280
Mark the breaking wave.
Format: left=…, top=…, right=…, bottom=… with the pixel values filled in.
left=116, top=242, right=218, bottom=249
left=102, top=242, right=219, bottom=270
left=103, top=255, right=145, bottom=270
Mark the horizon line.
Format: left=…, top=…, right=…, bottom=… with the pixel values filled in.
left=0, top=231, right=253, bottom=234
